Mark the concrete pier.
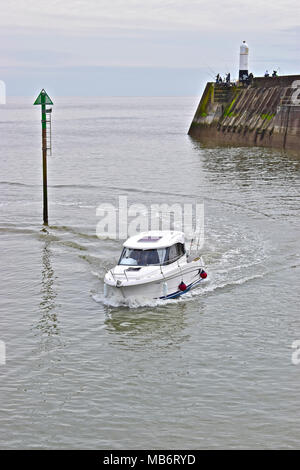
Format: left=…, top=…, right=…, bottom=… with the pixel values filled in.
left=188, top=75, right=300, bottom=153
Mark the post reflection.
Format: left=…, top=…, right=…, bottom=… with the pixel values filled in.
left=37, top=229, right=59, bottom=336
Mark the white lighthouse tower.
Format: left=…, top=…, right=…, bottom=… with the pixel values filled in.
left=239, top=40, right=249, bottom=81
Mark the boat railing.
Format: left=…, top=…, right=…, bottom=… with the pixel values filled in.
left=160, top=264, right=165, bottom=279
left=110, top=269, right=128, bottom=282
left=177, top=259, right=183, bottom=279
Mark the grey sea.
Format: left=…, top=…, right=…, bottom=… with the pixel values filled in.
left=1, top=96, right=300, bottom=449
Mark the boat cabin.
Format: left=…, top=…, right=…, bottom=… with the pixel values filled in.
left=118, top=231, right=186, bottom=267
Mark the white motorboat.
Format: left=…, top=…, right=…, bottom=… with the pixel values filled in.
left=103, top=230, right=207, bottom=302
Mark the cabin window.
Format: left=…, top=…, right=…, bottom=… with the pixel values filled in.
left=176, top=243, right=186, bottom=256
left=118, top=243, right=185, bottom=266
left=119, top=248, right=166, bottom=266
left=164, top=243, right=186, bottom=264
left=168, top=244, right=178, bottom=261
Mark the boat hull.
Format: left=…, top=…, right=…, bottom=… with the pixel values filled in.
left=104, top=261, right=205, bottom=302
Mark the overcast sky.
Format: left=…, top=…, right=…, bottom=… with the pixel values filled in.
left=0, top=0, right=299, bottom=95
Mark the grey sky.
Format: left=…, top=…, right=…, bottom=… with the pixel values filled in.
left=0, top=0, right=299, bottom=95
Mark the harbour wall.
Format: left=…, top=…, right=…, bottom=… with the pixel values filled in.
left=188, top=75, right=300, bottom=152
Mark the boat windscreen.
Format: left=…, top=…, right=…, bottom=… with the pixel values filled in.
left=119, top=248, right=166, bottom=266
left=118, top=243, right=185, bottom=266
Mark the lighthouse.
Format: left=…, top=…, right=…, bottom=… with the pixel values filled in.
left=239, top=40, right=249, bottom=81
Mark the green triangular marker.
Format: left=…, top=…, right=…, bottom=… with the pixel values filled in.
left=33, top=89, right=53, bottom=105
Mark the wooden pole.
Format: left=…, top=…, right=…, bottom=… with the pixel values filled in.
left=34, top=89, right=53, bottom=225
left=41, top=97, right=48, bottom=225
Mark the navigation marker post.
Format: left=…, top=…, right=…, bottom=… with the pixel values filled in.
left=33, top=89, right=53, bottom=225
